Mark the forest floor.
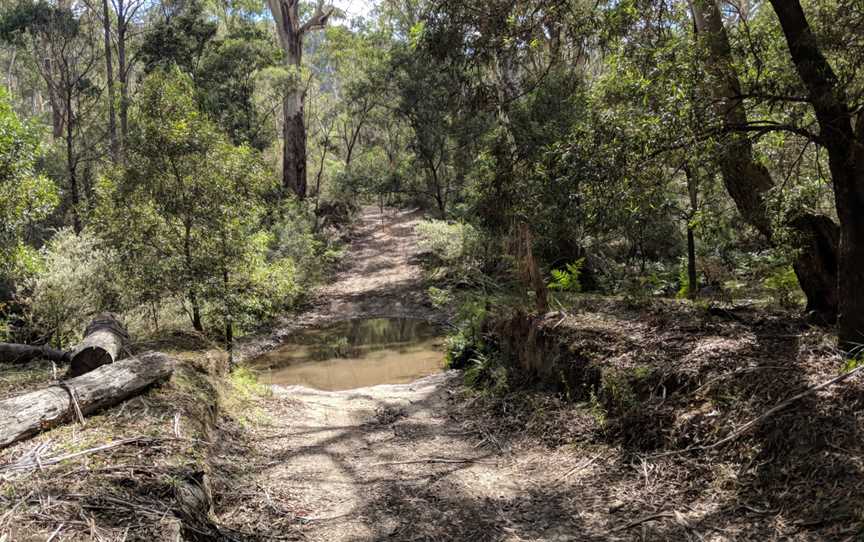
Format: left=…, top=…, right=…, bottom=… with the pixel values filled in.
left=1, top=208, right=862, bottom=541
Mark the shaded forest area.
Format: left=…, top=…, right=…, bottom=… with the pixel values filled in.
left=1, top=0, right=864, bottom=539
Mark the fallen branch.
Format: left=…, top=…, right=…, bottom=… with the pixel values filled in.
left=68, top=313, right=129, bottom=377
left=0, top=437, right=148, bottom=473
left=371, top=456, right=496, bottom=467
left=610, top=512, right=675, bottom=532
left=555, top=452, right=604, bottom=482
left=0, top=343, right=69, bottom=364
left=650, top=364, right=864, bottom=458
left=0, top=352, right=175, bottom=450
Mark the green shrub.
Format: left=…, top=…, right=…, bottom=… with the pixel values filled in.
left=415, top=219, right=480, bottom=263
left=427, top=286, right=454, bottom=310
left=23, top=229, right=121, bottom=347
left=463, top=350, right=509, bottom=394
left=548, top=259, right=584, bottom=292
left=763, top=266, right=802, bottom=309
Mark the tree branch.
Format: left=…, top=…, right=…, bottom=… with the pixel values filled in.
left=300, top=2, right=334, bottom=35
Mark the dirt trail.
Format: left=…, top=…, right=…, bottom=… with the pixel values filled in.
left=237, top=207, right=443, bottom=361
left=230, top=208, right=608, bottom=541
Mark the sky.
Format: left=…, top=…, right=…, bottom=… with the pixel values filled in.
left=332, top=0, right=377, bottom=20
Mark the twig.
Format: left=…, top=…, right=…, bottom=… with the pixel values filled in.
left=692, top=365, right=793, bottom=395
left=610, top=512, right=674, bottom=532
left=173, top=411, right=182, bottom=439
left=0, top=437, right=148, bottom=472
left=0, top=490, right=34, bottom=528
left=649, top=364, right=864, bottom=458
left=58, top=381, right=86, bottom=426
left=46, top=522, right=64, bottom=542
left=371, top=457, right=496, bottom=467
left=555, top=452, right=603, bottom=482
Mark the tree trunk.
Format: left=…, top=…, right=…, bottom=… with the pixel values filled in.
left=68, top=313, right=129, bottom=377
left=690, top=0, right=839, bottom=321
left=0, top=344, right=69, bottom=365
left=0, top=352, right=174, bottom=450
left=267, top=0, right=332, bottom=200
left=118, top=19, right=129, bottom=158
left=790, top=215, right=840, bottom=322
left=65, top=89, right=81, bottom=234
left=684, top=165, right=699, bottom=298
left=767, top=0, right=864, bottom=347
left=189, top=291, right=203, bottom=332
left=283, top=90, right=308, bottom=199
left=101, top=0, right=119, bottom=163
left=515, top=223, right=548, bottom=315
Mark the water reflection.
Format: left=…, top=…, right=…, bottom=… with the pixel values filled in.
left=250, top=318, right=445, bottom=391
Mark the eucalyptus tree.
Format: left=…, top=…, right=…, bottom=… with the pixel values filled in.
left=688, top=0, right=840, bottom=321
left=266, top=0, right=334, bottom=199
left=764, top=0, right=864, bottom=348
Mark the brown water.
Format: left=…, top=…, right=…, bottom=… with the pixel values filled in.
left=250, top=318, right=446, bottom=391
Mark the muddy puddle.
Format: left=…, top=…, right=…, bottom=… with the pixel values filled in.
left=250, top=318, right=446, bottom=390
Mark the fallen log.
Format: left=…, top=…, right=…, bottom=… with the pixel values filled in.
left=68, top=313, right=129, bottom=377
left=0, top=343, right=69, bottom=365
left=0, top=352, right=174, bottom=450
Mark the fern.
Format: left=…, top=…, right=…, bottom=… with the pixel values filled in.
left=548, top=258, right=585, bottom=292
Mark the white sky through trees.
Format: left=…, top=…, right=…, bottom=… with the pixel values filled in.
left=332, top=0, right=376, bottom=20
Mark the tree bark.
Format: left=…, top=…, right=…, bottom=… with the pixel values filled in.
left=283, top=92, right=308, bottom=198
left=767, top=0, right=864, bottom=348
left=0, top=344, right=69, bottom=365
left=101, top=0, right=119, bottom=163
left=0, top=352, right=174, bottom=450
left=684, top=165, right=699, bottom=298
left=65, top=87, right=81, bottom=234
left=690, top=0, right=839, bottom=321
left=189, top=291, right=203, bottom=332
left=267, top=0, right=332, bottom=200
left=68, top=313, right=129, bottom=377
left=117, top=16, right=129, bottom=157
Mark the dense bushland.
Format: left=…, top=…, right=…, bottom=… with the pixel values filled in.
left=1, top=0, right=862, bottom=358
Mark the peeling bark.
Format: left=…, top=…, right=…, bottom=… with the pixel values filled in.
left=0, top=352, right=175, bottom=450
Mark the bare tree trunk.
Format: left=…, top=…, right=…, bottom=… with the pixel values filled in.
left=267, top=0, right=333, bottom=200
left=101, top=0, right=119, bottom=163
left=222, top=267, right=234, bottom=370
left=117, top=20, right=129, bottom=157
left=515, top=223, right=548, bottom=315
left=283, top=90, right=308, bottom=198
left=0, top=353, right=174, bottom=450
left=189, top=291, right=203, bottom=333
left=684, top=165, right=699, bottom=298
left=65, top=89, right=81, bottom=234
left=0, top=344, right=69, bottom=364
left=69, top=313, right=129, bottom=377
